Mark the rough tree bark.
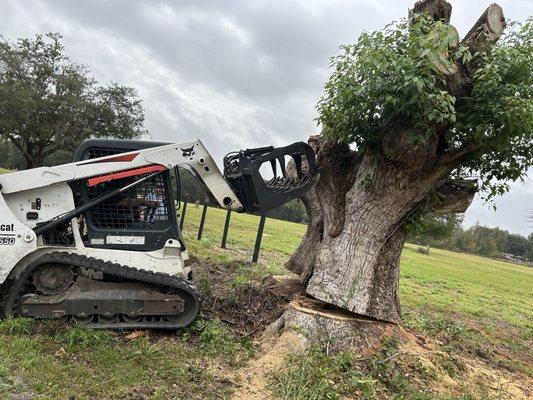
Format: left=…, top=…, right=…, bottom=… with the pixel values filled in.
left=285, top=0, right=506, bottom=325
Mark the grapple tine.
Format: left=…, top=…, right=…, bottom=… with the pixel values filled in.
left=270, top=159, right=277, bottom=177
left=293, top=154, right=302, bottom=179
left=278, top=156, right=286, bottom=177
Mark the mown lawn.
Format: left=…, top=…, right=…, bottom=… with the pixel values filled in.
left=180, top=202, right=306, bottom=274
left=401, top=243, right=532, bottom=329
left=0, top=203, right=531, bottom=399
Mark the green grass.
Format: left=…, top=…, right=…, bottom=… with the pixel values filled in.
left=0, top=167, right=10, bottom=175
left=0, top=317, right=35, bottom=335
left=180, top=202, right=306, bottom=274
left=271, top=346, right=377, bottom=399
left=401, top=243, right=532, bottom=328
left=0, top=203, right=530, bottom=399
left=0, top=322, right=236, bottom=399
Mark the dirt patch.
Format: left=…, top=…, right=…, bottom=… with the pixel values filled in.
left=231, top=331, right=306, bottom=400
left=9, top=371, right=34, bottom=400
left=192, top=258, right=300, bottom=337
left=226, top=296, right=533, bottom=400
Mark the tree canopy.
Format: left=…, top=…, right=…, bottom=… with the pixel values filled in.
left=317, top=16, right=532, bottom=199
left=0, top=33, right=146, bottom=168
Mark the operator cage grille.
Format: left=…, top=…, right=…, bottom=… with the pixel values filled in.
left=84, top=147, right=171, bottom=230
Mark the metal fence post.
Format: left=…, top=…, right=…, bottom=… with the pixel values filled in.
left=252, top=215, right=266, bottom=263
left=221, top=209, right=232, bottom=248
left=197, top=201, right=208, bottom=240
left=179, top=200, right=188, bottom=230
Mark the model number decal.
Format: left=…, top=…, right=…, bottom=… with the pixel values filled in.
left=106, top=236, right=145, bottom=245
left=0, top=237, right=16, bottom=245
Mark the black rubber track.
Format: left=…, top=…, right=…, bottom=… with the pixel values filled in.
left=3, top=252, right=201, bottom=329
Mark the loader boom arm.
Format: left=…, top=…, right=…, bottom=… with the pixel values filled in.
left=0, top=139, right=244, bottom=212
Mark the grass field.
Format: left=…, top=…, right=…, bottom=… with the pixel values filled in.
left=0, top=204, right=531, bottom=399
left=0, top=167, right=10, bottom=174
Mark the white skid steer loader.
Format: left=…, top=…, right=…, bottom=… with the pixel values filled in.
left=0, top=138, right=317, bottom=329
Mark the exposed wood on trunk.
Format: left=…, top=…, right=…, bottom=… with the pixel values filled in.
left=269, top=296, right=404, bottom=354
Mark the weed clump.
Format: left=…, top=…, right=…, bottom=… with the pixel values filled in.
left=271, top=346, right=376, bottom=400
left=182, top=317, right=255, bottom=366
left=0, top=317, right=35, bottom=335
left=57, top=326, right=114, bottom=347
left=127, top=337, right=162, bottom=361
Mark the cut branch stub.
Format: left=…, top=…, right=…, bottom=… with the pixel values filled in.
left=427, top=24, right=460, bottom=77
left=431, top=179, right=477, bottom=215
left=463, top=3, right=506, bottom=54
left=461, top=3, right=506, bottom=80
left=410, top=0, right=452, bottom=23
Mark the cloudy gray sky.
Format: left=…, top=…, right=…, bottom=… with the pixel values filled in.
left=2, top=0, right=532, bottom=235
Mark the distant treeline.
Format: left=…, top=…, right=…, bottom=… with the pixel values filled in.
left=409, top=215, right=533, bottom=263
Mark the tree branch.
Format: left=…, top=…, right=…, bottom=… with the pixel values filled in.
left=431, top=179, right=477, bottom=215
left=7, top=133, right=25, bottom=155
left=437, top=141, right=481, bottom=166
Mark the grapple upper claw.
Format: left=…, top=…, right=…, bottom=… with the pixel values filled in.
left=223, top=142, right=319, bottom=213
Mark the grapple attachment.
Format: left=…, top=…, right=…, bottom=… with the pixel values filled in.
left=223, top=142, right=318, bottom=213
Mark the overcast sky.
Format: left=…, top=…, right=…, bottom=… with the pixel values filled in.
left=2, top=0, right=532, bottom=235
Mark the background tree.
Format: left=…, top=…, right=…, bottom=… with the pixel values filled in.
left=286, top=0, right=532, bottom=323
left=0, top=33, right=146, bottom=169
left=406, top=213, right=462, bottom=247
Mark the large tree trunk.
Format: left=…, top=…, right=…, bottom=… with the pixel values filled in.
left=284, top=0, right=503, bottom=325
left=288, top=143, right=438, bottom=323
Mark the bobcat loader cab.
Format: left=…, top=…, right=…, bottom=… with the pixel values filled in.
left=0, top=138, right=317, bottom=329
